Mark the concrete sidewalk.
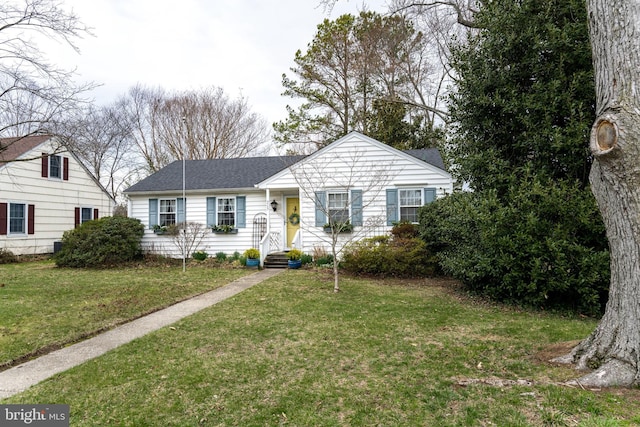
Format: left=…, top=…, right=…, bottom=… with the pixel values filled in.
left=0, top=268, right=283, bottom=400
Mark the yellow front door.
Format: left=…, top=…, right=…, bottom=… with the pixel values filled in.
left=286, top=197, right=300, bottom=248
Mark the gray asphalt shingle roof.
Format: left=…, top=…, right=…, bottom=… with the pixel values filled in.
left=124, top=155, right=306, bottom=193
left=124, top=148, right=445, bottom=194
left=404, top=149, right=446, bottom=171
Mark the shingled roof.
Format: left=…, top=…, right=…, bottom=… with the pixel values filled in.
left=404, top=148, right=446, bottom=171
left=124, top=147, right=445, bottom=194
left=124, top=155, right=307, bottom=193
left=0, top=135, right=53, bottom=166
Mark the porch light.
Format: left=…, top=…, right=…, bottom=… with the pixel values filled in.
left=270, top=200, right=278, bottom=212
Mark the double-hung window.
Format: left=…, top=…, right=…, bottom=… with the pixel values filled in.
left=399, top=189, right=423, bottom=223
left=49, top=155, right=62, bottom=179
left=327, top=192, right=349, bottom=224
left=159, top=199, right=177, bottom=226
left=9, top=203, right=26, bottom=234
left=217, top=197, right=235, bottom=226
left=81, top=207, right=93, bottom=224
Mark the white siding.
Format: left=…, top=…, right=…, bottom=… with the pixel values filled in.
left=130, top=190, right=270, bottom=258
left=262, top=133, right=453, bottom=256
left=0, top=139, right=114, bottom=255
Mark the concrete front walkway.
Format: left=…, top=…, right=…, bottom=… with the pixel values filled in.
left=0, top=268, right=283, bottom=400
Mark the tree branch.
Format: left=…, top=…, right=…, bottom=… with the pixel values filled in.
left=391, top=1, right=480, bottom=28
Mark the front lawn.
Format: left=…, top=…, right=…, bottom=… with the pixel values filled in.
left=0, top=260, right=250, bottom=369
left=4, top=270, right=640, bottom=426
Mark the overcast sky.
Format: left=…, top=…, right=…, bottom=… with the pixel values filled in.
left=47, top=0, right=388, bottom=130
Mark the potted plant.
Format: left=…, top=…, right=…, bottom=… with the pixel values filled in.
left=244, top=248, right=260, bottom=267
left=286, top=249, right=303, bottom=269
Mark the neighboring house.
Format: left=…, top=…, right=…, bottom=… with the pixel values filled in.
left=124, top=131, right=453, bottom=263
left=0, top=135, right=115, bottom=255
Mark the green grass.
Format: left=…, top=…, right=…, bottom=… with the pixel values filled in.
left=0, top=260, right=250, bottom=368
left=4, top=269, right=640, bottom=426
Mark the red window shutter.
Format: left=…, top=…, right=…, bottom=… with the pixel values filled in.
left=74, top=207, right=80, bottom=228
left=63, top=157, right=69, bottom=181
left=93, top=208, right=99, bottom=220
left=28, top=204, right=35, bottom=234
left=0, top=203, right=7, bottom=235
left=41, top=154, right=48, bottom=178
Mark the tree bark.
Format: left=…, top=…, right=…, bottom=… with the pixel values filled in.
left=553, top=0, right=640, bottom=387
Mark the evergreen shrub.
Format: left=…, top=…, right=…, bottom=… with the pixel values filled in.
left=54, top=216, right=145, bottom=268
left=315, top=254, right=333, bottom=267
left=342, top=223, right=437, bottom=278
left=192, top=251, right=208, bottom=261
left=419, top=178, right=610, bottom=315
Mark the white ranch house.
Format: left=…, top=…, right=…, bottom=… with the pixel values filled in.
left=124, top=132, right=453, bottom=265
left=0, top=135, right=115, bottom=255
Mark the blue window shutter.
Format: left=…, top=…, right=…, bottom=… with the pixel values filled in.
left=351, top=189, right=363, bottom=226
left=206, top=197, right=216, bottom=227
left=424, top=188, right=437, bottom=204
left=148, top=199, right=158, bottom=229
left=236, top=196, right=246, bottom=228
left=386, top=189, right=398, bottom=226
left=177, top=198, right=186, bottom=223
left=315, top=191, right=327, bottom=227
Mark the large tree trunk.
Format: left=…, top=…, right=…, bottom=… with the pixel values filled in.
left=553, top=0, right=640, bottom=387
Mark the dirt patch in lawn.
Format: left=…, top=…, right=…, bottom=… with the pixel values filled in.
left=533, top=340, right=580, bottom=365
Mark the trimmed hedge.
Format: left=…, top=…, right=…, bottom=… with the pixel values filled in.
left=55, top=216, right=145, bottom=268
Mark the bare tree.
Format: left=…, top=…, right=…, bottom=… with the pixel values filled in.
left=389, top=0, right=479, bottom=28
left=171, top=221, right=208, bottom=265
left=384, top=0, right=485, bottom=138
left=0, top=0, right=93, bottom=159
left=123, top=85, right=173, bottom=173
left=166, top=88, right=270, bottom=161
left=62, top=101, right=142, bottom=202
left=552, top=0, right=640, bottom=388
left=319, top=0, right=479, bottom=26
left=288, top=149, right=397, bottom=291
left=123, top=85, right=270, bottom=173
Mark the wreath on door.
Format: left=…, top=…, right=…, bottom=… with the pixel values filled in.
left=288, top=212, right=300, bottom=225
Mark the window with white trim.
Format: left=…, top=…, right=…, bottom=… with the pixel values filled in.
left=9, top=203, right=26, bottom=234
left=49, top=155, right=62, bottom=179
left=399, top=189, right=423, bottom=223
left=81, top=207, right=93, bottom=224
left=328, top=192, right=349, bottom=223
left=217, top=197, right=235, bottom=226
left=159, top=199, right=177, bottom=226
